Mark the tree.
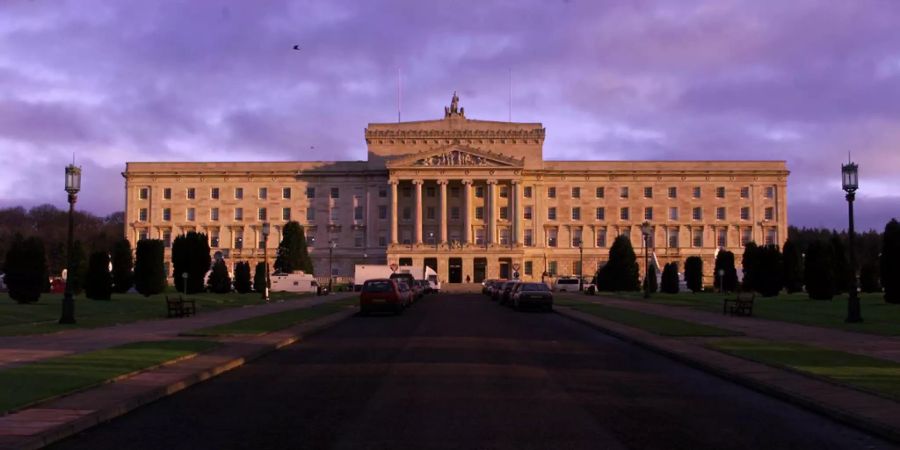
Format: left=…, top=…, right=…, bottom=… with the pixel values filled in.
left=233, top=261, right=252, bottom=294
left=171, top=232, right=211, bottom=294
left=642, top=264, right=658, bottom=293
left=684, top=256, right=703, bottom=293
left=714, top=250, right=739, bottom=293
left=254, top=262, right=268, bottom=293
left=804, top=240, right=835, bottom=300
left=859, top=262, right=881, bottom=294
left=274, top=221, right=313, bottom=274
left=660, top=262, right=679, bottom=294
left=207, top=259, right=232, bottom=293
left=66, top=240, right=87, bottom=295
left=755, top=245, right=783, bottom=297
left=830, top=233, right=850, bottom=295
left=741, top=242, right=759, bottom=292
left=134, top=239, right=166, bottom=296
left=3, top=235, right=48, bottom=303
left=84, top=251, right=112, bottom=300
left=111, top=239, right=133, bottom=293
left=882, top=219, right=900, bottom=303
left=594, top=235, right=640, bottom=291
left=782, top=240, right=804, bottom=293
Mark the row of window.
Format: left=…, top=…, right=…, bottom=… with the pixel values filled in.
left=141, top=205, right=371, bottom=223
left=138, top=186, right=348, bottom=201
left=524, top=185, right=777, bottom=200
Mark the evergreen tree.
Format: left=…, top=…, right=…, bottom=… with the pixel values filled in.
left=684, top=256, right=703, bottom=293
left=741, top=242, right=759, bottom=292
left=233, top=261, right=252, bottom=294
left=830, top=233, right=850, bottom=295
left=755, top=245, right=783, bottom=297
left=84, top=251, right=112, bottom=300
left=596, top=235, right=640, bottom=291
left=66, top=240, right=87, bottom=295
left=804, top=240, right=835, bottom=300
left=714, top=250, right=739, bottom=292
left=859, top=262, right=881, bottom=294
left=3, top=234, right=48, bottom=303
left=882, top=219, right=900, bottom=303
left=111, top=239, right=133, bottom=293
left=254, top=262, right=268, bottom=293
left=782, top=240, right=804, bottom=293
left=274, top=221, right=313, bottom=274
left=642, top=264, right=658, bottom=293
left=171, top=231, right=211, bottom=294
left=207, top=259, right=232, bottom=293
left=660, top=262, right=680, bottom=294
left=134, top=239, right=166, bottom=296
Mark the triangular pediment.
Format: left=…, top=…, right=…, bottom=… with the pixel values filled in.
left=386, top=145, right=523, bottom=168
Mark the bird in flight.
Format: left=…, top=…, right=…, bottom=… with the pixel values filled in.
left=292, top=45, right=301, bottom=51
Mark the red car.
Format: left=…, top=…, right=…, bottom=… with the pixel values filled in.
left=360, top=279, right=406, bottom=315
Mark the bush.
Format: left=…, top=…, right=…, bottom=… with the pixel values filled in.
left=67, top=240, right=87, bottom=295
left=84, top=251, right=112, bottom=300
left=713, top=251, right=739, bottom=293
left=3, top=235, right=48, bottom=303
left=111, top=239, right=133, bottom=293
left=171, top=232, right=211, bottom=294
left=593, top=235, right=640, bottom=292
left=642, top=264, right=658, bottom=293
left=660, top=262, right=679, bottom=294
left=684, top=256, right=703, bottom=293
left=755, top=245, right=784, bottom=297
left=782, top=240, right=804, bottom=293
left=741, top=242, right=758, bottom=292
left=207, top=259, right=232, bottom=293
left=882, top=219, right=900, bottom=304
left=275, top=222, right=313, bottom=274
left=134, top=239, right=166, bottom=296
left=254, top=262, right=268, bottom=293
left=830, top=233, right=850, bottom=295
left=804, top=240, right=835, bottom=300
left=859, top=262, right=881, bottom=293
left=233, top=261, right=252, bottom=294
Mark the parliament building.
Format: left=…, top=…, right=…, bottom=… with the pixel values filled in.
left=123, top=94, right=789, bottom=284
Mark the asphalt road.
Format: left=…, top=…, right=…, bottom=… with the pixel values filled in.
left=54, top=294, right=896, bottom=450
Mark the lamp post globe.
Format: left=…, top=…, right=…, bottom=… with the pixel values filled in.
left=842, top=161, right=862, bottom=323
left=641, top=221, right=651, bottom=299
left=59, top=164, right=81, bottom=324
left=261, top=222, right=270, bottom=302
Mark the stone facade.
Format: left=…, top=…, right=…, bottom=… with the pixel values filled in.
left=123, top=95, right=789, bottom=285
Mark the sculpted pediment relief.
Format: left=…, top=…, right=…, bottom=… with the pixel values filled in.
left=387, top=145, right=523, bottom=168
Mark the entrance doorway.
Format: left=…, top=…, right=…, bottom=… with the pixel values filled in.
left=399, top=257, right=413, bottom=267
left=473, top=258, right=487, bottom=283
left=424, top=257, right=437, bottom=280
left=499, top=258, right=511, bottom=279
left=448, top=258, right=462, bottom=283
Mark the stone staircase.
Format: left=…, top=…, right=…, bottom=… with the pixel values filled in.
left=439, top=283, right=484, bottom=294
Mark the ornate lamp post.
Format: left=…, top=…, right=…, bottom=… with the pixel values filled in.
left=261, top=222, right=270, bottom=302
left=59, top=164, right=81, bottom=324
left=328, top=240, right=337, bottom=293
left=641, top=221, right=651, bottom=299
left=842, top=161, right=862, bottom=323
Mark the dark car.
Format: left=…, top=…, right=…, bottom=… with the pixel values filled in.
left=359, top=279, right=404, bottom=315
left=481, top=279, right=497, bottom=295
left=490, top=280, right=508, bottom=301
left=390, top=273, right=417, bottom=302
left=498, top=280, right=519, bottom=305
left=512, top=282, right=554, bottom=311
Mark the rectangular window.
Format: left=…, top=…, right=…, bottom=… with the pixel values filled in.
left=499, top=186, right=508, bottom=198
left=499, top=207, right=508, bottom=220
left=475, top=186, right=484, bottom=198
left=668, top=187, right=677, bottom=199
left=717, top=228, right=727, bottom=248
left=355, top=235, right=364, bottom=248
left=379, top=205, right=388, bottom=220
left=524, top=186, right=533, bottom=198
left=306, top=208, right=315, bottom=221
left=330, top=187, right=340, bottom=199
left=258, top=208, right=267, bottom=221
left=692, top=186, right=701, bottom=198
left=163, top=188, right=171, bottom=200
left=163, top=231, right=171, bottom=248
left=162, top=208, right=171, bottom=221
left=620, top=187, right=629, bottom=199
left=306, top=187, right=316, bottom=198
left=644, top=207, right=653, bottom=221
left=282, top=207, right=291, bottom=221
left=211, top=208, right=219, bottom=221
left=548, top=207, right=557, bottom=220
left=766, top=228, right=777, bottom=246
left=258, top=187, right=267, bottom=199
left=283, top=187, right=292, bottom=199
left=499, top=228, right=510, bottom=245
left=741, top=228, right=752, bottom=246
left=765, top=186, right=775, bottom=198
left=187, top=188, right=196, bottom=200
left=693, top=228, right=703, bottom=248
left=741, top=207, right=750, bottom=221
left=716, top=186, right=726, bottom=198
left=234, top=187, right=243, bottom=199
left=330, top=207, right=340, bottom=221
left=138, top=208, right=148, bottom=222
left=475, top=229, right=485, bottom=245
left=378, top=187, right=387, bottom=198
left=548, top=187, right=557, bottom=198
left=234, top=233, right=243, bottom=249
left=427, top=186, right=436, bottom=198
left=572, top=187, right=581, bottom=198
left=427, top=206, right=436, bottom=220
left=307, top=233, right=317, bottom=247
left=669, top=207, right=678, bottom=220
left=765, top=207, right=774, bottom=221
left=139, top=188, right=149, bottom=200
left=644, top=187, right=653, bottom=198
left=451, top=206, right=460, bottom=220
left=403, top=207, right=411, bottom=220
left=572, top=228, right=583, bottom=247
left=547, top=228, right=558, bottom=247
left=620, top=207, right=629, bottom=221
left=716, top=207, right=726, bottom=220
left=524, top=229, right=533, bottom=246
left=572, top=207, right=581, bottom=221
left=445, top=186, right=457, bottom=198
left=378, top=236, right=387, bottom=246
left=668, top=228, right=679, bottom=248
left=403, top=187, right=412, bottom=198
left=475, top=207, right=484, bottom=220
left=595, top=187, right=605, bottom=198
left=210, top=187, right=219, bottom=200
left=187, top=208, right=196, bottom=222
left=692, top=207, right=702, bottom=221
left=524, top=206, right=533, bottom=220
left=234, top=208, right=244, bottom=221
left=210, top=231, right=219, bottom=248
left=355, top=206, right=364, bottom=220
left=596, top=228, right=607, bottom=247
left=548, top=261, right=558, bottom=276
left=740, top=186, right=750, bottom=198
left=596, top=207, right=605, bottom=220
left=524, top=261, right=533, bottom=276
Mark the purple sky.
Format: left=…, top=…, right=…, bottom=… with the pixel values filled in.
left=1, top=0, right=898, bottom=231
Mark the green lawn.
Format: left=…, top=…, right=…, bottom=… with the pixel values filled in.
left=0, top=340, right=219, bottom=414
left=0, top=290, right=308, bottom=336
left=182, top=297, right=357, bottom=336
left=556, top=298, right=741, bottom=337
left=708, top=339, right=900, bottom=401
left=597, top=291, right=900, bottom=336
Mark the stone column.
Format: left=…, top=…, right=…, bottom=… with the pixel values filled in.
left=487, top=180, right=497, bottom=244
left=389, top=180, right=398, bottom=244
left=462, top=179, right=472, bottom=244
left=438, top=180, right=448, bottom=244
left=414, top=179, right=423, bottom=244
left=512, top=180, right=523, bottom=245
left=534, top=184, right=545, bottom=247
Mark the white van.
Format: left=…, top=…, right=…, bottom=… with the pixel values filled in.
left=553, top=277, right=581, bottom=292
left=270, top=271, right=320, bottom=293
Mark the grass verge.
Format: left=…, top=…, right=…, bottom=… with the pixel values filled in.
left=708, top=339, right=900, bottom=401
left=181, top=297, right=357, bottom=336
left=557, top=299, right=741, bottom=337
left=0, top=340, right=220, bottom=414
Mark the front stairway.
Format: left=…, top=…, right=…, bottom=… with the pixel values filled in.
left=440, top=283, right=484, bottom=294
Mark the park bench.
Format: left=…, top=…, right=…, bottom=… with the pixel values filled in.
left=166, top=294, right=197, bottom=318
left=722, top=291, right=755, bottom=317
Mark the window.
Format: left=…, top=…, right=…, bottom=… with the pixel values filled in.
left=620, top=187, right=629, bottom=199
left=644, top=207, right=653, bottom=221
left=234, top=233, right=243, bottom=249
left=740, top=186, right=750, bottom=198
left=163, top=231, right=171, bottom=248
left=258, top=187, right=268, bottom=199
left=499, top=186, right=508, bottom=198
left=572, top=228, right=583, bottom=247
left=379, top=187, right=387, bottom=198
left=475, top=228, right=485, bottom=245
left=187, top=188, right=196, bottom=200
left=283, top=187, right=292, bottom=199
left=717, top=228, right=727, bottom=248
left=355, top=234, right=364, bottom=248
left=282, top=208, right=291, bottom=221
left=716, top=187, right=726, bottom=198
left=572, top=187, right=580, bottom=198
left=451, top=206, right=460, bottom=220
left=765, top=228, right=777, bottom=246
left=163, top=188, right=171, bottom=200
left=524, top=206, right=533, bottom=220
left=211, top=187, right=219, bottom=200
left=234, top=208, right=244, bottom=221
left=499, top=207, right=508, bottom=220
left=524, top=261, right=533, bottom=276
left=403, top=207, right=412, bottom=220
left=716, top=207, right=726, bottom=220
left=330, top=207, right=340, bottom=221
left=355, top=206, right=364, bottom=220
left=741, top=228, right=752, bottom=246
left=475, top=186, right=484, bottom=198
left=187, top=208, right=196, bottom=222
left=427, top=206, right=436, bottom=220
left=548, top=187, right=557, bottom=198
left=596, top=228, right=607, bottom=247
left=330, top=187, right=340, bottom=199
left=765, top=186, right=775, bottom=198
left=692, top=186, right=701, bottom=198
left=307, top=233, right=317, bottom=247
left=306, top=208, right=315, bottom=221
left=524, top=186, right=533, bottom=198
left=692, top=228, right=703, bottom=248
left=669, top=207, right=678, bottom=220
left=572, top=207, right=581, bottom=221
left=548, top=207, right=557, bottom=220
left=139, top=188, right=149, bottom=200
left=258, top=208, right=267, bottom=221
left=692, top=207, right=702, bottom=221
left=644, top=187, right=653, bottom=198
left=475, top=207, right=484, bottom=220
left=234, top=187, right=243, bottom=199
left=765, top=207, right=775, bottom=221
left=547, top=228, right=558, bottom=247
left=378, top=236, right=387, bottom=247
left=524, top=229, right=533, bottom=246
left=379, top=205, right=388, bottom=220
left=306, top=187, right=316, bottom=198
left=668, top=187, right=677, bottom=199
left=668, top=228, right=679, bottom=248
left=595, top=187, right=605, bottom=198
left=162, top=208, right=171, bottom=221
left=450, top=186, right=460, bottom=198
left=427, top=186, right=436, bottom=198
left=741, top=207, right=750, bottom=221
left=211, top=208, right=219, bottom=221
left=596, top=207, right=605, bottom=220
left=548, top=261, right=558, bottom=276
left=210, top=231, right=219, bottom=248
left=499, top=228, right=510, bottom=245
left=620, top=207, right=629, bottom=221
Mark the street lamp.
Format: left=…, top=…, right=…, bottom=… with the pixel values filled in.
left=641, top=221, right=651, bottom=299
left=429, top=231, right=436, bottom=251
left=578, top=240, right=584, bottom=292
left=328, top=240, right=337, bottom=294
left=842, top=160, right=862, bottom=323
left=59, top=164, right=81, bottom=324
left=261, top=222, right=270, bottom=302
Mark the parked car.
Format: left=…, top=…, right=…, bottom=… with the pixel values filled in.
left=490, top=280, right=508, bottom=301
left=553, top=277, right=581, bottom=292
left=415, top=279, right=430, bottom=296
left=390, top=273, right=417, bottom=303
left=512, top=282, right=554, bottom=311
left=359, top=279, right=405, bottom=315
left=481, top=279, right=497, bottom=295
left=396, top=281, right=414, bottom=307
left=498, top=280, right=520, bottom=305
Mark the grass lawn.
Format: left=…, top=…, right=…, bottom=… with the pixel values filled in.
left=556, top=298, right=741, bottom=337
left=0, top=340, right=219, bottom=414
left=601, top=291, right=900, bottom=336
left=708, top=339, right=900, bottom=401
left=0, top=290, right=308, bottom=336
left=182, top=297, right=357, bottom=336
